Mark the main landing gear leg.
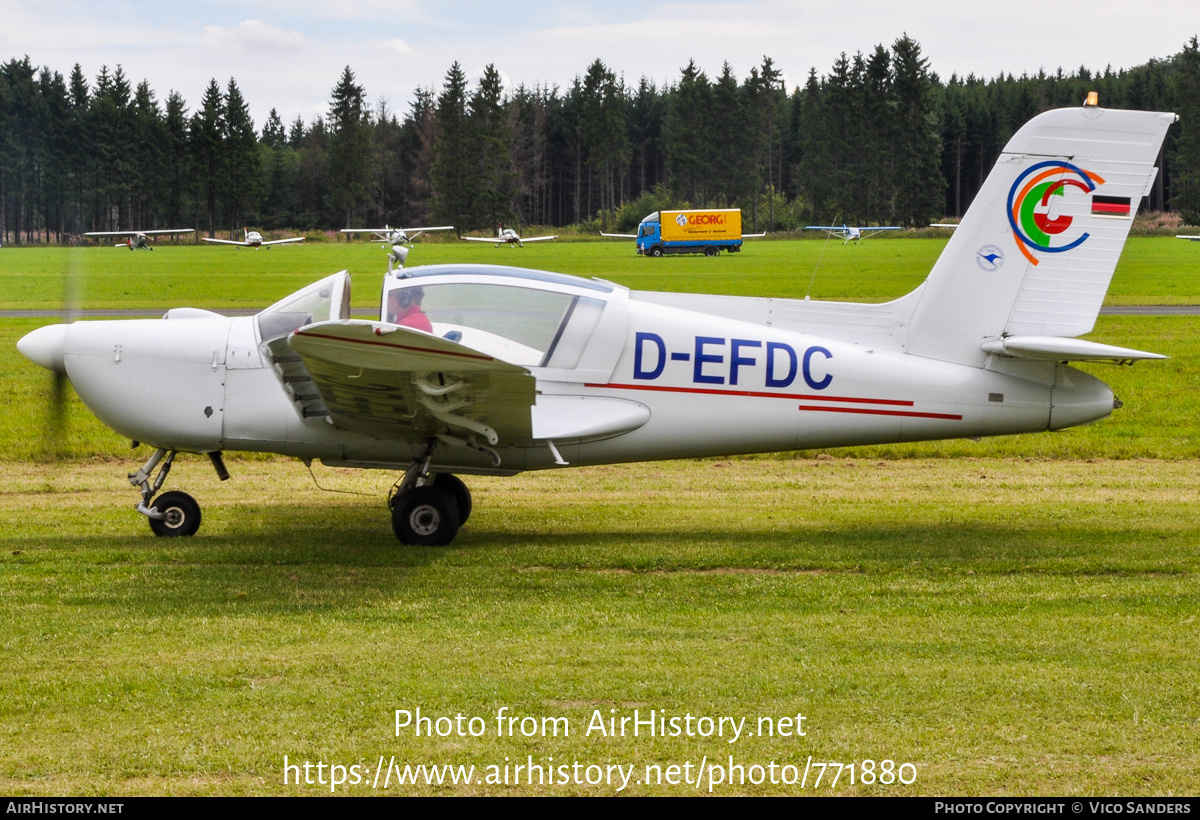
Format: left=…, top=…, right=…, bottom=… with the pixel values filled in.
left=388, top=442, right=470, bottom=547
left=129, top=447, right=202, bottom=537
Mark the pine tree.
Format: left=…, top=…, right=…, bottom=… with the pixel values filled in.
left=223, top=78, right=259, bottom=232
left=191, top=78, right=225, bottom=236
left=578, top=59, right=629, bottom=225
left=431, top=62, right=474, bottom=231
left=890, top=35, right=945, bottom=226
left=1171, top=36, right=1200, bottom=224
left=326, top=66, right=370, bottom=226
left=469, top=65, right=518, bottom=229
left=665, top=60, right=712, bottom=205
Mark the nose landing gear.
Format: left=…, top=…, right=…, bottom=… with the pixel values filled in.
left=129, top=447, right=228, bottom=537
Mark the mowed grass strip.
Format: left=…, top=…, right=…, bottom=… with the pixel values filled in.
left=1, top=236, right=1197, bottom=310
left=1, top=457, right=1197, bottom=795
left=2, top=238, right=1197, bottom=795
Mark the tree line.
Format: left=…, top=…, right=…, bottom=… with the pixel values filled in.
left=2, top=34, right=1198, bottom=245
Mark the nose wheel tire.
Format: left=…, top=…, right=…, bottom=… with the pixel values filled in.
left=392, top=486, right=461, bottom=546
left=148, top=491, right=202, bottom=537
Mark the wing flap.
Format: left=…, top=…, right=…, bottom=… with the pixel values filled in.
left=288, top=321, right=536, bottom=444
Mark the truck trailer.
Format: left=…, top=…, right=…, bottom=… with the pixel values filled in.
left=636, top=209, right=745, bottom=257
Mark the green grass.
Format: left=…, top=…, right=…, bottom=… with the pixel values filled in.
left=1, top=235, right=1197, bottom=309
left=1, top=458, right=1197, bottom=795
left=2, top=239, right=1199, bottom=795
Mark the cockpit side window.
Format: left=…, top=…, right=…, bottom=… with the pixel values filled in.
left=383, top=282, right=604, bottom=367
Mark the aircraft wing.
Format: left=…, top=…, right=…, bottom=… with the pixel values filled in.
left=84, top=229, right=194, bottom=237
left=742, top=232, right=766, bottom=238
left=1176, top=235, right=1200, bottom=241
left=857, top=227, right=902, bottom=239
left=285, top=321, right=536, bottom=446
left=461, top=236, right=502, bottom=243
left=600, top=232, right=637, bottom=239
left=202, top=238, right=249, bottom=246
left=260, top=237, right=305, bottom=246
left=522, top=235, right=558, bottom=242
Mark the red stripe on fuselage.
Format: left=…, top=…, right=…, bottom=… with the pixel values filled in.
left=796, top=404, right=963, bottom=421
left=584, top=381, right=915, bottom=406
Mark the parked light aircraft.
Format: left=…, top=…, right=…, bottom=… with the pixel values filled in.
left=463, top=227, right=556, bottom=247
left=204, top=228, right=304, bottom=249
left=83, top=229, right=195, bottom=250
left=341, top=225, right=455, bottom=245
left=341, top=225, right=455, bottom=270
left=18, top=105, right=1173, bottom=546
left=805, top=224, right=903, bottom=243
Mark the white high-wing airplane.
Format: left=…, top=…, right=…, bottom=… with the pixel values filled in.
left=340, top=225, right=455, bottom=245
left=341, top=225, right=455, bottom=270
left=204, top=228, right=304, bottom=249
left=805, top=225, right=903, bottom=244
left=83, top=229, right=195, bottom=250
left=18, top=105, right=1173, bottom=547
left=462, top=227, right=557, bottom=247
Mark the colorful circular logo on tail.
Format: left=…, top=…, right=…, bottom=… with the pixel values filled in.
left=1007, top=160, right=1105, bottom=265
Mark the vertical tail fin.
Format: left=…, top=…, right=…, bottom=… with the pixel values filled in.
left=905, top=106, right=1175, bottom=366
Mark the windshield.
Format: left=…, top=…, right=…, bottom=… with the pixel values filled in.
left=256, top=272, right=350, bottom=341
left=386, top=281, right=604, bottom=367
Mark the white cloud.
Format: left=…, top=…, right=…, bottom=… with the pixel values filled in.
left=203, top=19, right=307, bottom=52
left=379, top=38, right=416, bottom=58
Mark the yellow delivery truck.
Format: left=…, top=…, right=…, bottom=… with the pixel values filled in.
left=636, top=209, right=745, bottom=257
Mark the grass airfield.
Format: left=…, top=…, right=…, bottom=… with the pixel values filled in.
left=1, top=238, right=1198, bottom=795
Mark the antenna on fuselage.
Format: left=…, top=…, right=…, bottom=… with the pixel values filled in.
left=804, top=211, right=839, bottom=301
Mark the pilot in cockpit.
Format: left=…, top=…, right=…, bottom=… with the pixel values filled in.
left=387, top=286, right=433, bottom=333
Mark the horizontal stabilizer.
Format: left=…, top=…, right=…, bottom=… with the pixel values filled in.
left=981, top=336, right=1166, bottom=364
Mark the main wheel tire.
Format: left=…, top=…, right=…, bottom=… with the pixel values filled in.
left=392, top=486, right=461, bottom=546
left=705, top=246, right=718, bottom=257
left=432, top=474, right=472, bottom=524
left=649, top=246, right=664, bottom=258
left=148, top=491, right=202, bottom=537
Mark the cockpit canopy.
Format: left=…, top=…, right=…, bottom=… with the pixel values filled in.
left=257, top=271, right=351, bottom=341
left=381, top=265, right=618, bottom=368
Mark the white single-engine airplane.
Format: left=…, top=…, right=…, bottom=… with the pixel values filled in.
left=204, top=228, right=304, bottom=249
left=462, top=226, right=557, bottom=247
left=341, top=225, right=455, bottom=271
left=18, top=105, right=1173, bottom=546
left=805, top=224, right=903, bottom=243
left=83, top=229, right=195, bottom=250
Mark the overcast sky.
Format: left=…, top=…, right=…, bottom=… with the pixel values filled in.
left=2, top=0, right=1195, bottom=126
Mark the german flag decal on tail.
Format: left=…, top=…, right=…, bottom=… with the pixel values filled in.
left=1092, top=195, right=1132, bottom=217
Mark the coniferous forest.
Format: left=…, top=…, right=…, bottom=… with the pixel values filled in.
left=2, top=34, right=1198, bottom=245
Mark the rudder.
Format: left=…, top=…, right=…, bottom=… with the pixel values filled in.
left=905, top=105, right=1175, bottom=366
